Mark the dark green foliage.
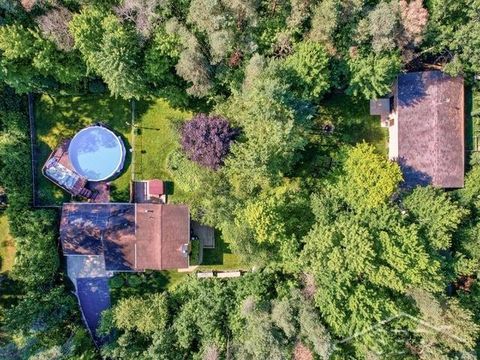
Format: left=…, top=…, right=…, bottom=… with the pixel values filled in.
left=0, top=92, right=59, bottom=288
left=1, top=2, right=480, bottom=359
left=284, top=40, right=331, bottom=101
left=297, top=143, right=477, bottom=357
left=69, top=6, right=146, bottom=99
left=1, top=287, right=95, bottom=359
left=189, top=238, right=201, bottom=265
left=0, top=89, right=95, bottom=356
left=403, top=186, right=467, bottom=250
left=0, top=24, right=86, bottom=93
left=101, top=271, right=329, bottom=359
left=347, top=52, right=402, bottom=99
left=428, top=0, right=480, bottom=76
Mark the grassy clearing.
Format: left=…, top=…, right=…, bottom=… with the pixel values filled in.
left=109, top=270, right=188, bottom=303
left=318, top=94, right=388, bottom=154
left=0, top=214, right=15, bottom=273
left=133, top=98, right=191, bottom=201
left=35, top=95, right=254, bottom=274
left=35, top=94, right=133, bottom=204
left=199, top=232, right=248, bottom=271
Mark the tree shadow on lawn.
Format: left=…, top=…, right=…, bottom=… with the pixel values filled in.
left=464, top=86, right=474, bottom=155
left=35, top=95, right=158, bottom=204
left=41, top=95, right=155, bottom=134
left=318, top=94, right=388, bottom=152
left=108, top=271, right=181, bottom=305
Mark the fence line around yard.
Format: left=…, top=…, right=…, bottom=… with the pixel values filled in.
left=28, top=94, right=62, bottom=210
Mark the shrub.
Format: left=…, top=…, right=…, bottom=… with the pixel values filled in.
left=190, top=238, right=201, bottom=266
left=181, top=113, right=237, bottom=170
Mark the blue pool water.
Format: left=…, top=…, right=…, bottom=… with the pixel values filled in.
left=68, top=126, right=125, bottom=181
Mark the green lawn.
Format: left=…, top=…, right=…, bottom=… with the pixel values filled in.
left=294, top=94, right=388, bottom=178
left=132, top=98, right=191, bottom=201
left=199, top=231, right=248, bottom=271
left=318, top=94, right=388, bottom=155
left=35, top=94, right=133, bottom=204
left=35, top=95, right=247, bottom=273
left=0, top=214, right=15, bottom=273
left=109, top=270, right=188, bottom=303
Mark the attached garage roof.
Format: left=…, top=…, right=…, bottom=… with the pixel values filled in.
left=394, top=71, right=464, bottom=188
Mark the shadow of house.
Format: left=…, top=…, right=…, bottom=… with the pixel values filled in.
left=397, top=157, right=433, bottom=189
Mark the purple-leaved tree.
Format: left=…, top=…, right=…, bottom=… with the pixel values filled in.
left=181, top=114, right=237, bottom=170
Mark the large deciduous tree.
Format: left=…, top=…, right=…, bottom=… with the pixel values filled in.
left=69, top=7, right=146, bottom=99
left=347, top=51, right=401, bottom=99
left=428, top=0, right=480, bottom=76
left=299, top=143, right=456, bottom=356
left=0, top=24, right=85, bottom=92
left=165, top=18, right=213, bottom=97
left=181, top=113, right=237, bottom=170
left=339, top=142, right=403, bottom=210
left=284, top=40, right=330, bottom=101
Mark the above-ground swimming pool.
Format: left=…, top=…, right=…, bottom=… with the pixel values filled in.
left=68, top=126, right=126, bottom=182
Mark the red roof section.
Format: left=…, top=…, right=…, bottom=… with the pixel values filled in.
left=135, top=204, right=189, bottom=270
left=147, top=180, right=164, bottom=197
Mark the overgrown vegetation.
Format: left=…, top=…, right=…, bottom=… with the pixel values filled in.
left=0, top=214, right=14, bottom=273
left=0, top=88, right=95, bottom=358
left=1, top=0, right=480, bottom=359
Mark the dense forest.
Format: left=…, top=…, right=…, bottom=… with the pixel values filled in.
left=0, top=0, right=480, bottom=359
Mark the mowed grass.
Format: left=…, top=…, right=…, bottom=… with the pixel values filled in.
left=35, top=95, right=133, bottom=204
left=133, top=100, right=245, bottom=270
left=35, top=95, right=248, bottom=272
left=0, top=214, right=15, bottom=273
left=133, top=99, right=191, bottom=186
left=199, top=232, right=248, bottom=271
left=467, top=86, right=480, bottom=152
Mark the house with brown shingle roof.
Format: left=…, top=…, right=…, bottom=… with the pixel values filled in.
left=60, top=202, right=190, bottom=271
left=371, top=71, right=465, bottom=188
left=60, top=199, right=190, bottom=345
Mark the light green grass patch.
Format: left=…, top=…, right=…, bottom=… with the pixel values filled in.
left=0, top=214, right=15, bottom=273
left=198, top=231, right=248, bottom=271
left=133, top=98, right=191, bottom=201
